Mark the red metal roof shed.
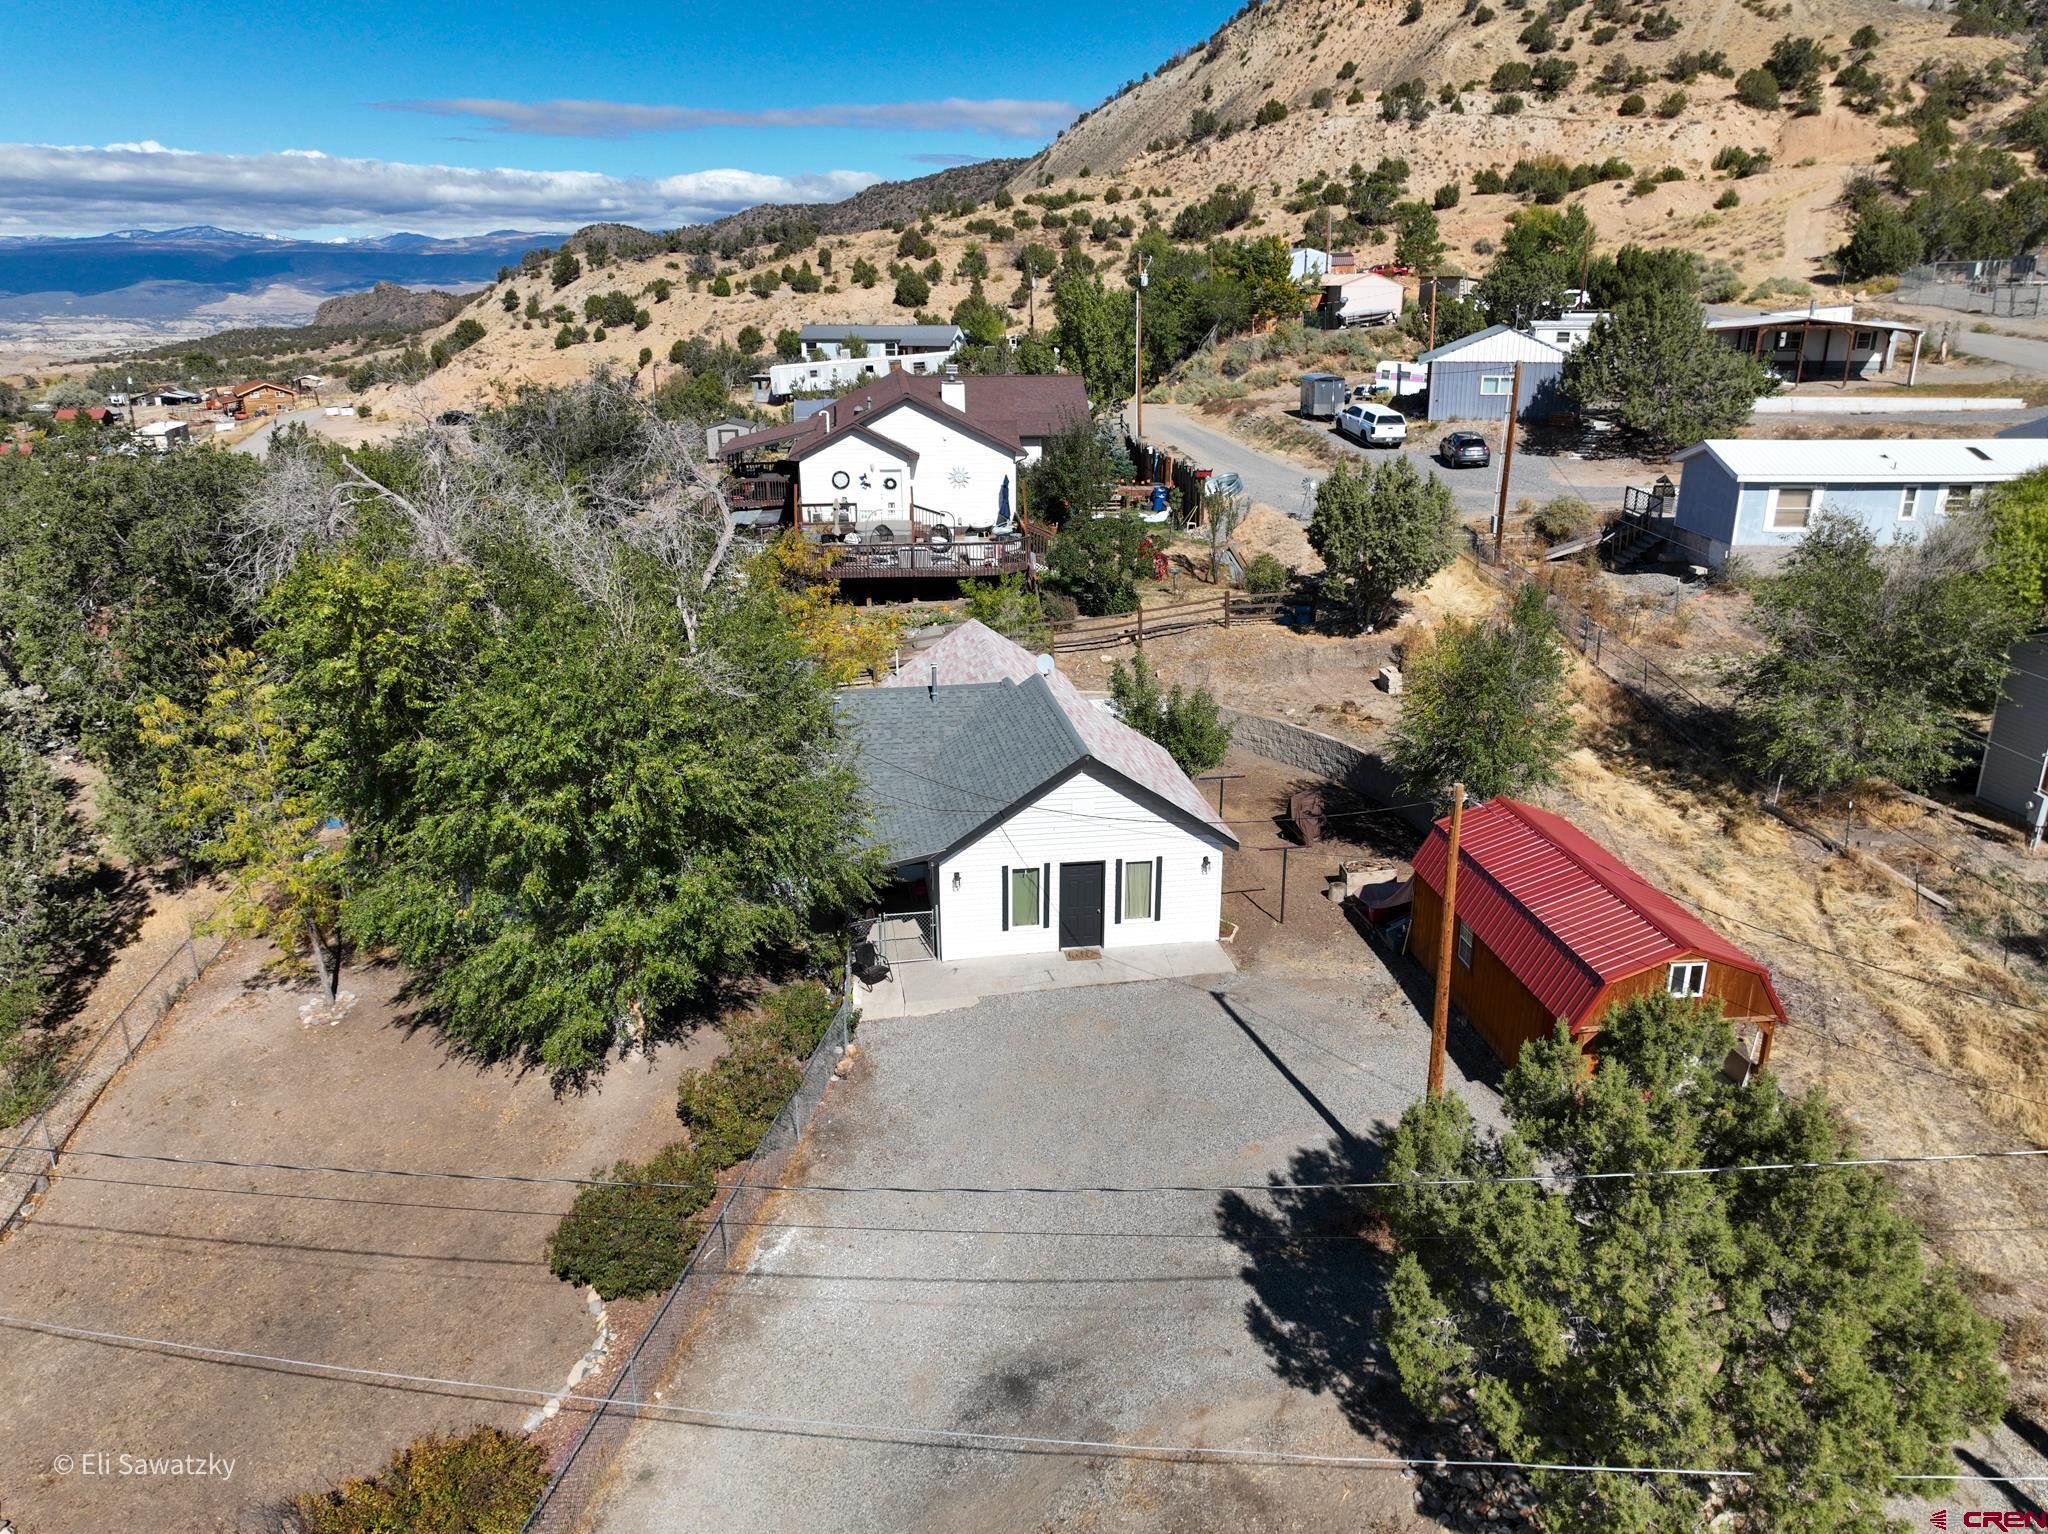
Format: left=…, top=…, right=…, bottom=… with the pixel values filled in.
left=1411, top=797, right=1786, bottom=1040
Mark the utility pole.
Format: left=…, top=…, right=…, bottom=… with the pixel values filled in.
left=1134, top=255, right=1151, bottom=440
left=1427, top=783, right=1466, bottom=1099
left=1426, top=279, right=1439, bottom=353
left=1492, top=360, right=1522, bottom=555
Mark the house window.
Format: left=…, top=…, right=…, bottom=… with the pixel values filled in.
left=1768, top=487, right=1815, bottom=531
left=831, top=470, right=851, bottom=490
left=1853, top=329, right=1876, bottom=350
left=1667, top=961, right=1707, bottom=998
left=1008, top=865, right=1041, bottom=928
left=1899, top=486, right=1923, bottom=521
left=1943, top=484, right=1981, bottom=517
left=1478, top=373, right=1514, bottom=396
left=1455, top=920, right=1474, bottom=968
left=1122, top=859, right=1153, bottom=922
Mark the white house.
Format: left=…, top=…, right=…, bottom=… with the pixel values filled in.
left=1528, top=310, right=1609, bottom=353
left=1671, top=437, right=2048, bottom=566
left=837, top=621, right=1238, bottom=962
left=719, top=370, right=1089, bottom=536
left=1704, top=305, right=1927, bottom=384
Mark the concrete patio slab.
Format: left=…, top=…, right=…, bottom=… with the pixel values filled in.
left=855, top=939, right=1235, bottom=1019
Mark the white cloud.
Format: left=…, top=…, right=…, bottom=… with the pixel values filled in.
left=383, top=96, right=1076, bottom=141
left=0, top=141, right=882, bottom=237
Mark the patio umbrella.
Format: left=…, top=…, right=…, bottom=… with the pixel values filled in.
left=996, top=477, right=1012, bottom=528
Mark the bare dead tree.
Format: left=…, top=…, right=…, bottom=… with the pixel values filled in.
left=234, top=371, right=748, bottom=645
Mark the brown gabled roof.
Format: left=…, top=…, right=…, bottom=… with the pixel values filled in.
left=720, top=370, right=1088, bottom=464
left=233, top=379, right=296, bottom=398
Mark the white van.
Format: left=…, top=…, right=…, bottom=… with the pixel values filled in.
left=1337, top=402, right=1408, bottom=447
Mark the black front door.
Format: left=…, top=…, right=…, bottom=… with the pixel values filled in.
left=1058, top=862, right=1105, bottom=948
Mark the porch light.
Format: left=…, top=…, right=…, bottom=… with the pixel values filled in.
left=951, top=871, right=962, bottom=891
left=1202, top=855, right=1212, bottom=874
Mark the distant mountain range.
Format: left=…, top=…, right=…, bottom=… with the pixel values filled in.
left=0, top=225, right=557, bottom=299
left=0, top=226, right=561, bottom=353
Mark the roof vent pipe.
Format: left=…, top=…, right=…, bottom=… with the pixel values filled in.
left=928, top=662, right=938, bottom=701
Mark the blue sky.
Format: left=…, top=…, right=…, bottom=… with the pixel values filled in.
left=0, top=1, right=1234, bottom=237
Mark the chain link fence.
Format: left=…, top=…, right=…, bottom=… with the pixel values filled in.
left=1892, top=259, right=2048, bottom=317
left=0, top=928, right=229, bottom=1233
left=523, top=985, right=854, bottom=1533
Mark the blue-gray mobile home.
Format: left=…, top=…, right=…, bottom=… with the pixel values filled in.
left=1416, top=325, right=1568, bottom=424
left=1670, top=438, right=2048, bottom=567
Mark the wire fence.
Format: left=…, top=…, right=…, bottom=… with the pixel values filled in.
left=523, top=982, right=855, bottom=1533
left=1892, top=259, right=2048, bottom=317
left=0, top=927, right=229, bottom=1234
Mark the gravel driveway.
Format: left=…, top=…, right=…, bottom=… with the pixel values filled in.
left=588, top=968, right=1506, bottom=1534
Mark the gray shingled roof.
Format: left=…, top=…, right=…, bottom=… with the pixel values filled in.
left=797, top=323, right=962, bottom=348
left=836, top=676, right=1090, bottom=866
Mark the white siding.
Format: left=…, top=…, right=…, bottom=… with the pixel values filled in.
left=934, top=764, right=1231, bottom=961
left=865, top=406, right=1019, bottom=528
left=798, top=433, right=914, bottom=520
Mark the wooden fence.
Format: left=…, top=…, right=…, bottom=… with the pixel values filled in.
left=1050, top=592, right=1288, bottom=653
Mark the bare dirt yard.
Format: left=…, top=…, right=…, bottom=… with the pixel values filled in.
left=0, top=942, right=705, bottom=1534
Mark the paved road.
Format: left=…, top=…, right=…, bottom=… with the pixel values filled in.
left=1144, top=402, right=1632, bottom=525
left=1950, top=327, right=2048, bottom=378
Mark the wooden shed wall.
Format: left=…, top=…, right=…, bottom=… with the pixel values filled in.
left=1413, top=884, right=1780, bottom=1069
left=1410, top=880, right=1566, bottom=1067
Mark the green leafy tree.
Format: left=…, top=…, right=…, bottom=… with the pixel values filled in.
left=1109, top=651, right=1233, bottom=774
left=1836, top=197, right=1924, bottom=280
left=963, top=574, right=1053, bottom=647
left=1390, top=581, right=1573, bottom=800
left=0, top=444, right=258, bottom=855
left=1024, top=413, right=1122, bottom=526
left=1381, top=991, right=2004, bottom=1534
left=1047, top=514, right=1150, bottom=615
left=1729, top=512, right=2028, bottom=793
left=774, top=327, right=803, bottom=361
left=951, top=281, right=1008, bottom=346
left=893, top=269, right=931, bottom=309
left=1392, top=201, right=1446, bottom=272
left=1307, top=458, right=1459, bottom=625
left=549, top=249, right=582, bottom=290
left=1051, top=271, right=1135, bottom=405
left=1563, top=289, right=1776, bottom=453
left=138, top=649, right=346, bottom=1000
left=1475, top=204, right=1595, bottom=327
left=1987, top=466, right=2048, bottom=616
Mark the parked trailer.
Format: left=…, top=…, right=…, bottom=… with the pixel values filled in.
left=1373, top=360, right=1429, bottom=397
left=1299, top=372, right=1347, bottom=419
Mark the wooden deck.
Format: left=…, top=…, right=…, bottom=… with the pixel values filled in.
left=816, top=537, right=1033, bottom=580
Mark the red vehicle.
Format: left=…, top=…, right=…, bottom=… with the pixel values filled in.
left=1369, top=262, right=1412, bottom=276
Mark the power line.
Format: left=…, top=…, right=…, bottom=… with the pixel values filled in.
left=2, top=1311, right=2042, bottom=1485
left=7, top=1139, right=2045, bottom=1200
left=39, top=1169, right=2048, bottom=1244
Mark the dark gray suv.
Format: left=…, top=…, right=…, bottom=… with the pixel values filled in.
left=1437, top=430, right=1490, bottom=468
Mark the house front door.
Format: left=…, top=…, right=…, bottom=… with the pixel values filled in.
left=1058, top=862, right=1105, bottom=948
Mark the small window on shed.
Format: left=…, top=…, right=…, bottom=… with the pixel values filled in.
left=1478, top=373, right=1514, bottom=397
left=1123, top=859, right=1153, bottom=922
left=1455, top=920, right=1474, bottom=969
left=1667, top=961, right=1707, bottom=998
left=1853, top=328, right=1876, bottom=350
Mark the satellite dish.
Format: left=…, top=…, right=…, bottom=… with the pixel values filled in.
left=1036, top=653, right=1055, bottom=676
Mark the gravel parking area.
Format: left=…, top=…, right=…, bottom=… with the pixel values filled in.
left=588, top=969, right=1505, bottom=1534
